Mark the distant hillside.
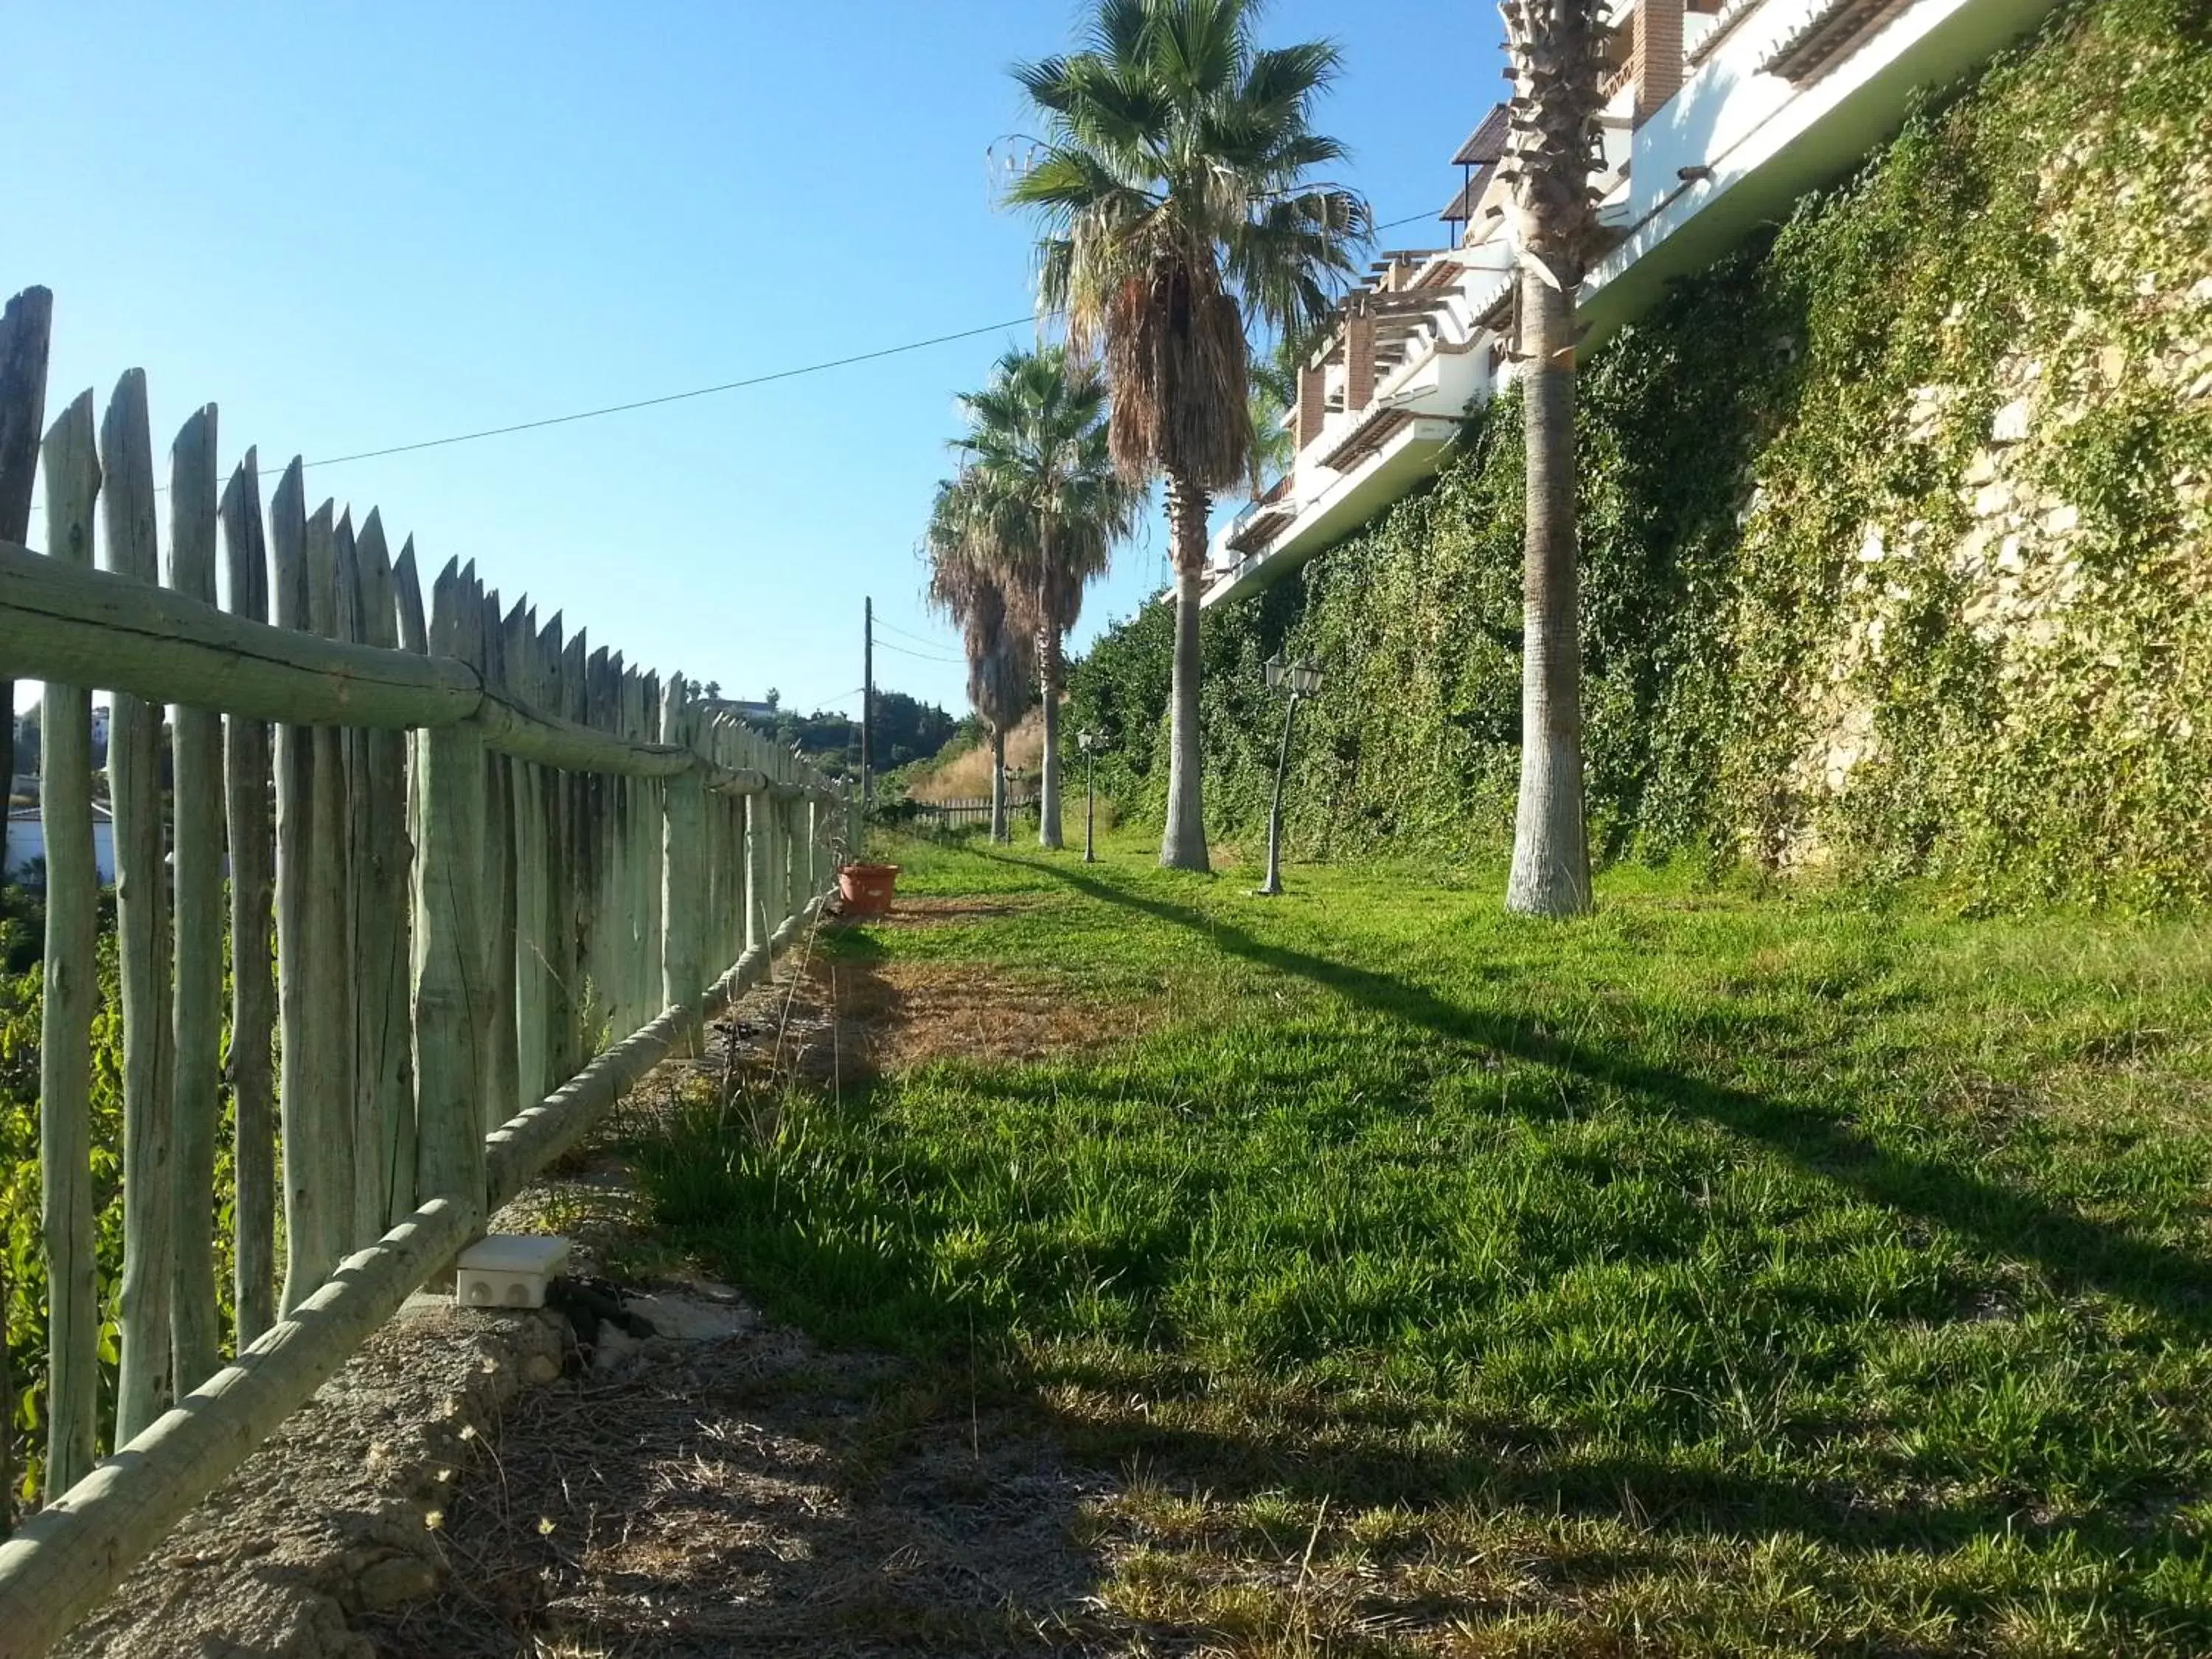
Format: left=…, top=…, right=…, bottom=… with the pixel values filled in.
left=756, top=688, right=958, bottom=779
left=905, top=708, right=1045, bottom=803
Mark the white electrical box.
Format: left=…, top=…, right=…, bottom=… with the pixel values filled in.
left=454, top=1235, right=571, bottom=1310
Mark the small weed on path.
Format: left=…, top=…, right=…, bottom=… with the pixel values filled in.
left=635, top=832, right=2212, bottom=1655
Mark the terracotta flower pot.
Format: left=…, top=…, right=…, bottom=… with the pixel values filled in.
left=838, top=863, right=900, bottom=918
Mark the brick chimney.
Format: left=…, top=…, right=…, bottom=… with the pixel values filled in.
left=1635, top=0, right=1685, bottom=126
left=1345, top=299, right=1376, bottom=414
left=1296, top=358, right=1326, bottom=448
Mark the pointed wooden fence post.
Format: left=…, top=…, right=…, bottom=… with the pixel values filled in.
left=300, top=503, right=356, bottom=1283
left=352, top=513, right=414, bottom=1237
left=390, top=543, right=428, bottom=1223
left=100, top=370, right=176, bottom=1445
left=413, top=561, right=489, bottom=1222
left=219, top=451, right=278, bottom=1345
left=744, top=729, right=771, bottom=956
left=640, top=673, right=666, bottom=1023
left=271, top=460, right=316, bottom=1312
left=505, top=599, right=550, bottom=1116
left=166, top=403, right=226, bottom=1396
left=37, top=386, right=102, bottom=1500
left=661, top=677, right=706, bottom=1055
left=481, top=587, right=521, bottom=1131
left=0, top=291, right=46, bottom=1523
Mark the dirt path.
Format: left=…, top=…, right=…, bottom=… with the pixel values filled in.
left=362, top=917, right=1134, bottom=1656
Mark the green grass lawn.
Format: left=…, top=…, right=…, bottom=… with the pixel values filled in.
left=639, top=832, right=2212, bottom=1655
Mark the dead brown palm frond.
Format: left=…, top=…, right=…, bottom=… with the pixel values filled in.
left=925, top=478, right=1035, bottom=738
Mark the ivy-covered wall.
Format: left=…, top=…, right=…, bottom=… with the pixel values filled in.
left=1068, top=0, right=2212, bottom=905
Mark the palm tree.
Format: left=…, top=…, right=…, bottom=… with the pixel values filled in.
left=953, top=347, right=1138, bottom=849
left=1008, top=0, right=1368, bottom=872
left=1501, top=0, right=1607, bottom=917
left=926, top=477, right=1036, bottom=843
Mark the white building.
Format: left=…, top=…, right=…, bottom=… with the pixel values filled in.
left=5, top=803, right=116, bottom=886
left=1204, top=0, right=2061, bottom=606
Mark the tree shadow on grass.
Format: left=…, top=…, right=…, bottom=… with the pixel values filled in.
left=992, top=853, right=2212, bottom=1334
left=648, top=884, right=2212, bottom=1645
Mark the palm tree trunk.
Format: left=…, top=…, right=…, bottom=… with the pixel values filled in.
left=1038, top=625, right=1065, bottom=849
left=990, top=726, right=1008, bottom=844
left=1161, top=472, right=1211, bottom=872
left=1506, top=269, right=1593, bottom=916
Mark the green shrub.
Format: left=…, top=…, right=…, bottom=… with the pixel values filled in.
left=1069, top=0, right=2212, bottom=906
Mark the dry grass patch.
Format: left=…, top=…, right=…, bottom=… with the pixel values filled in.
left=836, top=959, right=1152, bottom=1070
left=362, top=1326, right=1112, bottom=1659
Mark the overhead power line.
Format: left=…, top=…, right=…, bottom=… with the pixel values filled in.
left=872, top=616, right=959, bottom=651
left=874, top=638, right=964, bottom=666
left=25, top=204, right=1442, bottom=519
left=286, top=315, right=1047, bottom=473
left=285, top=209, right=1440, bottom=475
left=1374, top=207, right=1439, bottom=233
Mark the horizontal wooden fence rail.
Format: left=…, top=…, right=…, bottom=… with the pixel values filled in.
left=0, top=287, right=860, bottom=1658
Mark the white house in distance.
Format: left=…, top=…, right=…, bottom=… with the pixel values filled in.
left=1204, top=0, right=2062, bottom=606
left=5, top=802, right=116, bottom=886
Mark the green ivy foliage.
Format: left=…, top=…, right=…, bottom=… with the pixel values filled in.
left=0, top=894, right=126, bottom=1509
left=1068, top=0, right=2212, bottom=905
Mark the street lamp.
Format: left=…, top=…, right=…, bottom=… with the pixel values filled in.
left=1077, top=729, right=1110, bottom=862
left=1256, top=652, right=1323, bottom=897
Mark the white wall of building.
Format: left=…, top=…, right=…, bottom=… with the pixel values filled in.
left=4, top=813, right=117, bottom=885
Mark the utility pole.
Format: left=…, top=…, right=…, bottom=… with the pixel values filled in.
left=860, top=596, right=874, bottom=812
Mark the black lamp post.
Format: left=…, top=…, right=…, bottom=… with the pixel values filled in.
left=1256, top=652, right=1323, bottom=897
left=1077, top=729, right=1108, bottom=863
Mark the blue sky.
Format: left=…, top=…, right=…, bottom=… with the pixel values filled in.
left=10, top=2, right=1498, bottom=720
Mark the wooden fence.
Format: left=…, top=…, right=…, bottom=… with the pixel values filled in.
left=910, top=793, right=1038, bottom=829
left=0, top=287, right=855, bottom=1656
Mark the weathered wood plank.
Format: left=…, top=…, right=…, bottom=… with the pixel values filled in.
left=481, top=586, right=521, bottom=1133
left=640, top=673, right=667, bottom=1048
left=0, top=288, right=50, bottom=897
left=35, top=386, right=100, bottom=1503
left=704, top=720, right=730, bottom=976
left=270, top=460, right=322, bottom=1315
left=296, top=503, right=355, bottom=1285
left=535, top=614, right=572, bottom=1090
left=352, top=512, right=414, bottom=1234
left=622, top=669, right=655, bottom=1036
left=487, top=1008, right=681, bottom=1214
left=165, top=403, right=226, bottom=1397
left=661, top=676, right=706, bottom=1055
left=0, top=543, right=744, bottom=782
left=507, top=605, right=551, bottom=1113
left=412, top=561, right=488, bottom=1220
left=0, top=286, right=46, bottom=870
left=562, top=631, right=594, bottom=1072
left=335, top=512, right=372, bottom=1247
left=0, top=289, right=47, bottom=1525
left=392, top=538, right=428, bottom=655
left=0, top=538, right=478, bottom=728
left=594, top=653, right=626, bottom=1041
left=100, top=370, right=177, bottom=1446
left=219, top=451, right=277, bottom=1348
left=745, top=726, right=771, bottom=958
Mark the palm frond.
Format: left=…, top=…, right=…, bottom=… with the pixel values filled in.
left=931, top=347, right=1139, bottom=698
left=1005, top=0, right=1369, bottom=491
